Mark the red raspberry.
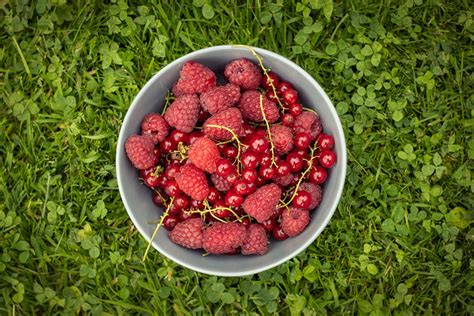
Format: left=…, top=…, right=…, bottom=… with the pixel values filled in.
left=242, top=183, right=282, bottom=223
left=140, top=113, right=169, bottom=144
left=270, top=124, right=294, bottom=154
left=169, top=218, right=204, bottom=249
left=175, top=163, right=210, bottom=201
left=188, top=137, right=220, bottom=173
left=224, top=58, right=262, bottom=90
left=211, top=174, right=233, bottom=192
left=299, top=182, right=322, bottom=210
left=200, top=84, right=241, bottom=114
left=172, top=61, right=216, bottom=96
left=293, top=111, right=322, bottom=140
left=238, top=90, right=279, bottom=123
left=203, top=222, right=247, bottom=254
left=241, top=224, right=268, bottom=255
left=164, top=94, right=200, bottom=133
left=281, top=207, right=310, bottom=237
left=273, top=173, right=295, bottom=186
left=125, top=134, right=158, bottom=170
left=203, top=108, right=244, bottom=141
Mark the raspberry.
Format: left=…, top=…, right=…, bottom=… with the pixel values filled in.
left=211, top=174, right=233, bottom=192
left=224, top=58, right=262, bottom=90
left=273, top=173, right=295, bottom=186
left=293, top=111, right=322, bottom=140
left=203, top=222, right=247, bottom=254
left=141, top=113, right=169, bottom=144
left=164, top=94, right=200, bottom=133
left=172, top=61, right=216, bottom=96
left=242, top=183, right=282, bottom=223
left=270, top=124, right=294, bottom=154
left=203, top=108, right=244, bottom=141
left=200, top=84, right=241, bottom=114
left=169, top=218, right=204, bottom=249
left=299, top=182, right=322, bottom=210
left=175, top=163, right=210, bottom=201
left=241, top=224, right=268, bottom=255
left=281, top=207, right=310, bottom=237
left=238, top=90, right=279, bottom=123
left=125, top=134, right=158, bottom=170
left=188, top=137, right=220, bottom=173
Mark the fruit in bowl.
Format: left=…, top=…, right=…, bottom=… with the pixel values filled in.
left=116, top=46, right=346, bottom=276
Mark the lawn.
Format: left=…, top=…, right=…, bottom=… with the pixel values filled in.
left=1, top=0, right=473, bottom=314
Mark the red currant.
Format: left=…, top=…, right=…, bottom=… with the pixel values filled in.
left=225, top=190, right=244, bottom=207
left=266, top=90, right=279, bottom=103
left=159, top=137, right=176, bottom=154
left=151, top=191, right=164, bottom=207
left=262, top=71, right=280, bottom=90
left=198, top=110, right=210, bottom=122
left=179, top=210, right=198, bottom=221
left=317, top=134, right=334, bottom=150
left=190, top=199, right=204, bottom=210
left=277, top=81, right=293, bottom=94
left=241, top=217, right=251, bottom=227
left=261, top=217, right=276, bottom=232
left=143, top=173, right=160, bottom=188
left=226, top=172, right=238, bottom=185
left=233, top=180, right=249, bottom=195
left=255, top=176, right=267, bottom=187
left=241, top=151, right=259, bottom=169
left=259, top=153, right=272, bottom=167
left=246, top=181, right=257, bottom=194
left=157, top=175, right=168, bottom=189
left=170, top=130, right=188, bottom=144
left=309, top=166, right=328, bottom=184
left=272, top=225, right=289, bottom=240
left=163, top=215, right=179, bottom=231
left=207, top=187, right=220, bottom=203
left=294, top=132, right=311, bottom=150
left=258, top=166, right=275, bottom=180
left=153, top=148, right=161, bottom=159
left=215, top=206, right=231, bottom=219
left=282, top=89, right=298, bottom=105
left=242, top=168, right=257, bottom=183
left=293, top=190, right=312, bottom=209
left=288, top=103, right=303, bottom=116
left=242, top=123, right=255, bottom=138
left=216, top=158, right=234, bottom=177
left=249, top=134, right=269, bottom=153
left=223, top=146, right=238, bottom=160
left=187, top=131, right=203, bottom=145
left=174, top=194, right=190, bottom=210
left=286, top=152, right=304, bottom=172
left=281, top=113, right=295, bottom=127
left=164, top=179, right=180, bottom=197
left=319, top=150, right=337, bottom=168
left=164, top=162, right=181, bottom=178
left=275, top=161, right=291, bottom=176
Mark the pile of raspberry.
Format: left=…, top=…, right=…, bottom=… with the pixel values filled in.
left=125, top=57, right=337, bottom=256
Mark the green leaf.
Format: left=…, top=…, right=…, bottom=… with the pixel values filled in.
left=392, top=110, right=403, bottom=121
left=381, top=219, right=395, bottom=233
left=371, top=53, right=381, bottom=66
left=366, top=264, right=378, bottom=275
left=325, top=43, right=337, bottom=55
left=202, top=4, right=215, bottom=19
left=260, top=11, right=272, bottom=24
left=323, top=0, right=333, bottom=21
left=192, top=0, right=206, bottom=7
left=221, top=292, right=234, bottom=304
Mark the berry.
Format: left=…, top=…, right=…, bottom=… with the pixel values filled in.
left=242, top=183, right=282, bottom=223
left=179, top=210, right=198, bottom=221
left=317, top=133, right=334, bottom=151
left=224, top=58, right=262, bottom=90
left=175, top=163, right=210, bottom=201
left=249, top=133, right=269, bottom=153
left=163, top=215, right=179, bottom=231
left=215, top=158, right=234, bottom=177
left=207, top=187, right=220, bottom=203
left=200, top=83, right=241, bottom=114
left=187, top=131, right=204, bottom=145
left=241, top=151, right=260, bottom=169
left=288, top=102, right=303, bottom=116
left=226, top=172, right=238, bottom=185
left=214, top=205, right=231, bottom=219
left=281, top=113, right=295, bottom=127
left=277, top=81, right=293, bottom=94
left=125, top=135, right=159, bottom=170
left=238, top=90, right=280, bottom=123
left=172, top=61, right=216, bottom=95
left=275, top=161, right=291, bottom=176
left=241, top=217, right=251, bottom=227
left=309, top=166, right=327, bottom=184
left=191, top=199, right=205, bottom=210
left=225, top=190, right=244, bottom=207
left=281, top=207, right=310, bottom=237
left=152, top=191, right=164, bottom=207
left=141, top=113, right=169, bottom=144
left=255, top=176, right=267, bottom=187
left=293, top=111, right=322, bottom=140
left=299, top=182, right=322, bottom=209
left=241, top=123, right=255, bottom=138
left=211, top=174, right=233, bottom=192
left=292, top=190, right=312, bottom=209
left=169, top=218, right=204, bottom=249
left=319, top=150, right=337, bottom=168
left=203, top=108, right=244, bottom=141
left=242, top=168, right=258, bottom=183
left=188, top=137, right=221, bottom=173
left=286, top=152, right=304, bottom=172
left=164, top=94, right=201, bottom=133
left=159, top=137, right=177, bottom=154
left=282, top=89, right=298, bottom=105
left=144, top=173, right=160, bottom=188
left=223, top=145, right=238, bottom=160
left=261, top=71, right=280, bottom=90
left=259, top=153, right=272, bottom=167
left=258, top=166, right=275, bottom=180
left=294, top=132, right=311, bottom=150
left=272, top=225, right=289, bottom=241
left=170, top=129, right=188, bottom=144
left=246, top=181, right=257, bottom=194
left=164, top=179, right=181, bottom=197
left=234, top=180, right=250, bottom=195
left=241, top=224, right=268, bottom=255
left=261, top=217, right=276, bottom=233
left=270, top=124, right=294, bottom=154
left=157, top=175, right=169, bottom=189
left=174, top=194, right=190, bottom=210
left=265, top=90, right=279, bottom=103
left=273, top=172, right=295, bottom=186
left=198, top=110, right=211, bottom=122
left=164, top=162, right=181, bottom=178
left=203, top=222, right=247, bottom=254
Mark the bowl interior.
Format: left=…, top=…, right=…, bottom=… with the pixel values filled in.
left=116, top=45, right=347, bottom=277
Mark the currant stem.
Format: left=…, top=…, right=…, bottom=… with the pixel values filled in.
left=259, top=95, right=277, bottom=167
left=205, top=124, right=243, bottom=172
left=142, top=196, right=175, bottom=261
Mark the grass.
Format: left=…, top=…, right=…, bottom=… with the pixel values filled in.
left=1, top=0, right=473, bottom=314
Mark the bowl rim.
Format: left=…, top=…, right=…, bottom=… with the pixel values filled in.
left=116, top=45, right=347, bottom=277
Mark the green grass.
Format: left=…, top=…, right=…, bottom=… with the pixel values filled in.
left=1, top=0, right=473, bottom=314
